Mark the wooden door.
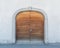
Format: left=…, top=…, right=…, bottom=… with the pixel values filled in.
left=16, top=11, right=30, bottom=40
left=30, top=11, right=44, bottom=40
left=16, top=11, right=44, bottom=40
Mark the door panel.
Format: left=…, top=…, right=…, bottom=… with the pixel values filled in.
left=30, top=11, right=44, bottom=40
left=16, top=11, right=44, bottom=40
left=16, top=12, right=30, bottom=40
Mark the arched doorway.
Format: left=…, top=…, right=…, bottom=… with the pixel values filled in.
left=16, top=10, right=44, bottom=41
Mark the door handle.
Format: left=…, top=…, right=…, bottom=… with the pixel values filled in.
left=30, top=29, right=32, bottom=32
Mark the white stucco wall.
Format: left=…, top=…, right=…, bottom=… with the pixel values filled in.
left=0, top=0, right=60, bottom=44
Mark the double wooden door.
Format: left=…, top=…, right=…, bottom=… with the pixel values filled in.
left=16, top=11, right=44, bottom=40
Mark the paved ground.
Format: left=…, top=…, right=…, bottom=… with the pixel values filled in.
left=0, top=44, right=60, bottom=48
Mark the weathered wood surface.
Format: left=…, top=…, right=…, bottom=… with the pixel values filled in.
left=16, top=11, right=44, bottom=40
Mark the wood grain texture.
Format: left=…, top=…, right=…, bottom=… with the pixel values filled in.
left=16, top=11, right=44, bottom=40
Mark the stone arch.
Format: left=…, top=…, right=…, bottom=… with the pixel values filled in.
left=12, top=8, right=48, bottom=43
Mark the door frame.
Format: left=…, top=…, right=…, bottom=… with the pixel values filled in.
left=12, top=7, right=48, bottom=44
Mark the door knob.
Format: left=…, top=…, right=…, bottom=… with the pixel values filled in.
left=30, top=29, right=32, bottom=32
